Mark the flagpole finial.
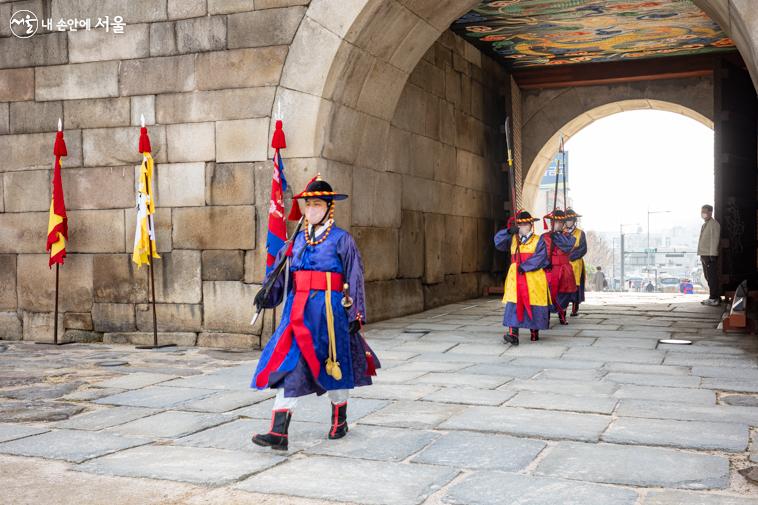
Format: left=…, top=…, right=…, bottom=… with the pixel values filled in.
left=140, top=114, right=145, bottom=128
left=58, top=118, right=62, bottom=131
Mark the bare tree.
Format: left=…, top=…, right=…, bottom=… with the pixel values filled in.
left=584, top=230, right=613, bottom=275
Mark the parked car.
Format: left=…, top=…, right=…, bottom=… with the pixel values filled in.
left=659, top=277, right=680, bottom=293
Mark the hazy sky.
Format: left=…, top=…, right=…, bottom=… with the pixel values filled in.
left=565, top=110, right=714, bottom=233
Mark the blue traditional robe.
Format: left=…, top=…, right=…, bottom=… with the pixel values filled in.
left=544, top=231, right=578, bottom=313
left=494, top=229, right=551, bottom=330
left=251, top=224, right=378, bottom=397
left=563, top=226, right=587, bottom=305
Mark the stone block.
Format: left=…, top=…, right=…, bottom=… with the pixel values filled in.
left=202, top=281, right=260, bottom=334
left=64, top=97, right=130, bottom=129
left=0, top=68, right=34, bottom=102
left=423, top=273, right=480, bottom=309
left=131, top=95, right=155, bottom=126
left=228, top=7, right=305, bottom=49
left=156, top=88, right=275, bottom=124
left=268, top=88, right=330, bottom=158
left=125, top=207, right=172, bottom=253
left=173, top=206, right=255, bottom=249
left=350, top=166, right=402, bottom=228
left=387, top=127, right=412, bottom=174
left=256, top=0, right=309, bottom=8
left=67, top=210, right=125, bottom=253
left=279, top=16, right=342, bottom=97
left=443, top=214, right=464, bottom=275
left=166, top=122, right=216, bottom=163
left=0, top=255, right=17, bottom=310
left=237, top=455, right=456, bottom=505
left=168, top=0, right=206, bottom=18
left=202, top=250, right=244, bottom=281
left=9, top=101, right=62, bottom=134
left=63, top=312, right=93, bottom=331
left=413, top=431, right=544, bottom=471
left=83, top=126, right=167, bottom=166
left=62, top=166, right=134, bottom=210
left=196, top=47, right=288, bottom=90
left=0, top=212, right=48, bottom=253
left=92, top=303, right=135, bottom=332
left=0, top=312, right=22, bottom=340
left=207, top=0, right=254, bottom=14
left=149, top=21, right=177, bottom=57
left=120, top=55, right=195, bottom=95
left=174, top=16, right=226, bottom=53
left=0, top=129, right=83, bottom=172
left=152, top=250, right=202, bottom=304
left=17, top=254, right=93, bottom=312
left=36, top=61, right=119, bottom=101
left=149, top=162, right=206, bottom=207
left=215, top=118, right=268, bottom=162
left=52, top=0, right=168, bottom=23
left=2, top=169, right=50, bottom=212
left=205, top=162, right=255, bottom=206
left=603, top=417, right=748, bottom=452
left=0, top=32, right=67, bottom=70
left=197, top=332, right=258, bottom=348
left=0, top=103, right=7, bottom=135
left=107, top=410, right=228, bottom=439
left=103, top=332, right=197, bottom=346
left=357, top=60, right=408, bottom=121
left=365, top=279, right=424, bottom=322
left=93, top=254, right=147, bottom=303
left=352, top=227, right=398, bottom=281
left=0, top=429, right=149, bottom=464
left=535, top=441, right=730, bottom=490
left=424, top=213, right=445, bottom=284
left=22, top=311, right=65, bottom=342
left=68, top=23, right=149, bottom=63
left=136, top=303, right=202, bottom=332
left=398, top=210, right=424, bottom=278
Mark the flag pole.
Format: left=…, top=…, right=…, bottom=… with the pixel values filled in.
left=135, top=114, right=174, bottom=350
left=38, top=118, right=74, bottom=345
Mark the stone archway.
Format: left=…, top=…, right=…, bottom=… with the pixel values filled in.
left=521, top=80, right=715, bottom=209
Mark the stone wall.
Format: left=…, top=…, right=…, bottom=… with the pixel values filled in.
left=0, top=1, right=508, bottom=345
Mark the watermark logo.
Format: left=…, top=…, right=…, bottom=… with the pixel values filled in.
left=10, top=10, right=38, bottom=38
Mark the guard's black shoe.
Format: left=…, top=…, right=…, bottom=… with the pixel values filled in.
left=558, top=310, right=568, bottom=325
left=328, top=402, right=348, bottom=440
left=570, top=302, right=579, bottom=317
left=503, top=328, right=519, bottom=346
left=530, top=330, right=539, bottom=342
left=252, top=409, right=291, bottom=450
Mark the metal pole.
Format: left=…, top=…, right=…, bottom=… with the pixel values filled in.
left=612, top=239, right=616, bottom=291
left=620, top=227, right=626, bottom=292
left=53, top=264, right=59, bottom=344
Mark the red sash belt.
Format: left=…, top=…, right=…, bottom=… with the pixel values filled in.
left=254, top=270, right=343, bottom=389
left=551, top=255, right=569, bottom=265
left=514, top=250, right=533, bottom=322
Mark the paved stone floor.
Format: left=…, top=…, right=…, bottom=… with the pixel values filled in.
left=2, top=293, right=758, bottom=505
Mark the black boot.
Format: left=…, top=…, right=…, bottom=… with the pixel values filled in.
left=558, top=309, right=568, bottom=325
left=328, top=402, right=348, bottom=440
left=570, top=302, right=579, bottom=317
left=503, top=327, right=519, bottom=346
left=252, top=409, right=291, bottom=450
left=530, top=329, right=539, bottom=341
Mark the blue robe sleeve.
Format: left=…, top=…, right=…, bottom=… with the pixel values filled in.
left=521, top=236, right=550, bottom=272
left=553, top=231, right=576, bottom=253
left=494, top=228, right=513, bottom=252
left=569, top=230, right=588, bottom=261
left=338, top=232, right=367, bottom=324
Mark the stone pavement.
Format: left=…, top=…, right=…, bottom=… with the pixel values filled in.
left=1, top=293, right=758, bottom=505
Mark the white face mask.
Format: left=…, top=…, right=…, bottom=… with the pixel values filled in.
left=566, top=220, right=576, bottom=228
left=518, top=225, right=532, bottom=237
left=305, top=204, right=328, bottom=225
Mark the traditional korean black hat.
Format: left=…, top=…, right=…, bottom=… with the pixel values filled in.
left=293, top=174, right=348, bottom=201
left=543, top=209, right=566, bottom=229
left=512, top=210, right=539, bottom=224
left=565, top=208, right=581, bottom=219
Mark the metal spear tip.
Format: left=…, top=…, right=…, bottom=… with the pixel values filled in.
left=140, top=114, right=145, bottom=127
left=58, top=118, right=62, bottom=131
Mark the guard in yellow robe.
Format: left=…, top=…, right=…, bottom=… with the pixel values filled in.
left=494, top=210, right=551, bottom=345
left=563, top=208, right=587, bottom=316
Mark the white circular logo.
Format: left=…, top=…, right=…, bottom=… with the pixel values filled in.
left=10, top=10, right=38, bottom=39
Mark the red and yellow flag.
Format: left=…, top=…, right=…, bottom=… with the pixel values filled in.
left=132, top=125, right=160, bottom=267
left=46, top=129, right=68, bottom=267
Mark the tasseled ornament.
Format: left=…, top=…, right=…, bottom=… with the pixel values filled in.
left=138, top=127, right=151, bottom=153
left=543, top=217, right=549, bottom=230
left=271, top=119, right=287, bottom=149
left=53, top=131, right=67, bottom=156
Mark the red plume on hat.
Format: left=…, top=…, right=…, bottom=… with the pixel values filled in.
left=287, top=174, right=319, bottom=221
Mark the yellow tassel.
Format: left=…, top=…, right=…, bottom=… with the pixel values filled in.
left=325, top=273, right=342, bottom=380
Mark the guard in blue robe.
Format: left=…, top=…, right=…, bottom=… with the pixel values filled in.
left=562, top=208, right=587, bottom=316
left=251, top=176, right=379, bottom=450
